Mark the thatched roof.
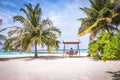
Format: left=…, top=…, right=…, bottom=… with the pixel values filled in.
left=63, top=40, right=80, bottom=44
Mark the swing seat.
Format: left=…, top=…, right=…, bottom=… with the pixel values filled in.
left=67, top=51, right=78, bottom=56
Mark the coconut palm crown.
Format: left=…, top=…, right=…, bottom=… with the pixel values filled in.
left=78, top=0, right=120, bottom=40
left=3, top=3, right=61, bottom=58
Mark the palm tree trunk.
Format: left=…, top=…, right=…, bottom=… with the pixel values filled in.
left=34, top=40, right=38, bottom=58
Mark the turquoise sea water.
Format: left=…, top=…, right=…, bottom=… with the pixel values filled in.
left=0, top=49, right=88, bottom=55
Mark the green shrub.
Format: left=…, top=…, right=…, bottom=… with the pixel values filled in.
left=88, top=32, right=120, bottom=61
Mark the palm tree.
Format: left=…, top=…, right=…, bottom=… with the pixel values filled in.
left=3, top=3, right=61, bottom=58
left=78, top=0, right=120, bottom=40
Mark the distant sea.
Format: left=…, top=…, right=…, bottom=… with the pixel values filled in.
left=0, top=49, right=88, bottom=55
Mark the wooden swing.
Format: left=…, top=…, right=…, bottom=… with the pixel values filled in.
left=63, top=40, right=80, bottom=57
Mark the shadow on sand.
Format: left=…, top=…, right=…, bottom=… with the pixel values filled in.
left=0, top=55, right=87, bottom=61
left=0, top=56, right=63, bottom=61
left=106, top=71, right=120, bottom=80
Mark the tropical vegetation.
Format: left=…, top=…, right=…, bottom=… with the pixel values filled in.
left=3, top=3, right=61, bottom=58
left=78, top=0, right=120, bottom=40
left=88, top=32, right=120, bottom=61
left=78, top=0, right=120, bottom=60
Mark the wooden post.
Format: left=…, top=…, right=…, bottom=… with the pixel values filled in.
left=63, top=44, right=66, bottom=58
left=65, top=44, right=66, bottom=58
left=78, top=43, right=80, bottom=56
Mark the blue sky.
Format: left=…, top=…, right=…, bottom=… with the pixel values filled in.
left=0, top=0, right=90, bottom=49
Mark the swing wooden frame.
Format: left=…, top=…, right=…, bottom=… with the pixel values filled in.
left=63, top=40, right=80, bottom=57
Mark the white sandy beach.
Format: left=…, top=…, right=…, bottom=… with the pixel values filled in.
left=0, top=53, right=120, bottom=80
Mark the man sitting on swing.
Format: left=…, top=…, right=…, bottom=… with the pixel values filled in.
left=68, top=47, right=74, bottom=56
left=67, top=47, right=78, bottom=57
left=70, top=47, right=74, bottom=53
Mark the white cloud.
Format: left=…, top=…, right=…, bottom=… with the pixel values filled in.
left=0, top=8, right=17, bottom=29
left=1, top=1, right=17, bottom=7
left=43, top=0, right=90, bottom=49
left=48, top=12, right=67, bottom=27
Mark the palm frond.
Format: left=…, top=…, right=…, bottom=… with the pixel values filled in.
left=3, top=35, right=22, bottom=51
left=34, top=4, right=42, bottom=16
left=0, top=34, right=6, bottom=40
left=0, top=26, right=20, bottom=32
left=23, top=19, right=34, bottom=29
left=39, top=18, right=53, bottom=29
left=34, top=4, right=42, bottom=23
left=8, top=27, right=29, bottom=37
left=89, top=0, right=97, bottom=10
left=24, top=3, right=33, bottom=13
left=20, top=8, right=30, bottom=20
left=78, top=17, right=112, bottom=36
left=48, top=27, right=61, bottom=36
left=13, top=15, right=25, bottom=23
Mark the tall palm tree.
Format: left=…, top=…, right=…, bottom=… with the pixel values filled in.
left=78, top=0, right=120, bottom=40
left=3, top=3, right=61, bottom=58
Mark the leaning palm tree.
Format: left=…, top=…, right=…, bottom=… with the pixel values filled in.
left=78, top=0, right=120, bottom=40
left=3, top=3, right=61, bottom=58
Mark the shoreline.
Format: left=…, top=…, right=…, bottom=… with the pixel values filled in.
left=0, top=52, right=88, bottom=58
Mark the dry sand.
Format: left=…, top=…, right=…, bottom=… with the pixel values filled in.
left=0, top=54, right=120, bottom=80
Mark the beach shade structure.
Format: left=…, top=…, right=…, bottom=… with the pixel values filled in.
left=63, top=40, right=81, bottom=58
